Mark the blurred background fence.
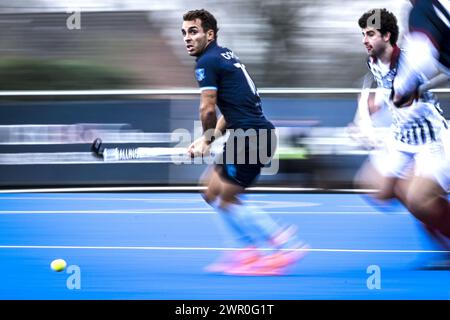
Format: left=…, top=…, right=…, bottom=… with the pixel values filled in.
left=0, top=0, right=448, bottom=189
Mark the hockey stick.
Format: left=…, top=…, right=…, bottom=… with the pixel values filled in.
left=91, top=138, right=189, bottom=161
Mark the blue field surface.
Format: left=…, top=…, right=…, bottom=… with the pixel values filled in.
left=0, top=193, right=448, bottom=300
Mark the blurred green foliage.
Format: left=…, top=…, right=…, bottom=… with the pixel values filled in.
left=0, top=58, right=133, bottom=90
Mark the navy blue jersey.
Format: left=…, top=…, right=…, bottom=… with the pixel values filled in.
left=194, top=41, right=274, bottom=130
left=409, top=0, right=449, bottom=69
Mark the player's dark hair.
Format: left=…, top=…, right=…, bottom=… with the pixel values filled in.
left=358, top=8, right=399, bottom=45
left=183, top=9, right=219, bottom=40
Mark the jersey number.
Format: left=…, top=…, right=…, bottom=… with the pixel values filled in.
left=234, top=63, right=259, bottom=96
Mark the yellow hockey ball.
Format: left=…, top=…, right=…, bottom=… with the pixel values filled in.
left=50, top=259, right=67, bottom=272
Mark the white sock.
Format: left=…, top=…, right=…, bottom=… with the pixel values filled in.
left=209, top=198, right=255, bottom=247
left=226, top=201, right=282, bottom=247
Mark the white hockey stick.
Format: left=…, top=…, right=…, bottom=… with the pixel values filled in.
left=101, top=147, right=189, bottom=161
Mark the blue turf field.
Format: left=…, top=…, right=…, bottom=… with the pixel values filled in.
left=0, top=193, right=448, bottom=299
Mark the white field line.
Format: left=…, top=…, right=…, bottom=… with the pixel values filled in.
left=0, top=186, right=376, bottom=193
left=0, top=245, right=446, bottom=253
left=0, top=210, right=407, bottom=215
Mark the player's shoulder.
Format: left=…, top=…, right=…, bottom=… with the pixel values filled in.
left=196, top=47, right=222, bottom=68
left=197, top=44, right=238, bottom=70
left=197, top=51, right=219, bottom=64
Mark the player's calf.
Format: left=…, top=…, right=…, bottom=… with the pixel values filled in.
left=407, top=177, right=450, bottom=237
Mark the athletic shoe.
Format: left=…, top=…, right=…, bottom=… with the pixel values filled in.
left=223, top=243, right=310, bottom=276
left=204, top=247, right=261, bottom=274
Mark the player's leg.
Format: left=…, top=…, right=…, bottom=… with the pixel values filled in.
left=408, top=181, right=450, bottom=270
left=215, top=171, right=306, bottom=275
left=202, top=165, right=264, bottom=273
left=407, top=138, right=450, bottom=237
left=354, top=157, right=385, bottom=191
left=219, top=172, right=277, bottom=245
left=201, top=165, right=222, bottom=204
left=203, top=135, right=270, bottom=274
left=205, top=130, right=307, bottom=275
left=376, top=148, right=413, bottom=204
left=413, top=221, right=450, bottom=270
left=391, top=177, right=411, bottom=205
left=218, top=129, right=301, bottom=249
left=201, top=164, right=263, bottom=247
left=214, top=131, right=307, bottom=275
left=355, top=147, right=412, bottom=211
left=407, top=175, right=450, bottom=238
left=200, top=166, right=232, bottom=247
left=405, top=139, right=450, bottom=269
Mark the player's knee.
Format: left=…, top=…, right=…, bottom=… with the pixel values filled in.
left=375, top=178, right=398, bottom=200
left=218, top=187, right=240, bottom=206
left=201, top=190, right=216, bottom=205
left=375, top=188, right=395, bottom=201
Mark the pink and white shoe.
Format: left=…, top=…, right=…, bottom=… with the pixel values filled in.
left=223, top=261, right=284, bottom=276
left=204, top=247, right=261, bottom=273
left=223, top=243, right=311, bottom=276
left=265, top=243, right=311, bottom=269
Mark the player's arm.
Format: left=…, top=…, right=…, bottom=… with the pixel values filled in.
left=188, top=89, right=218, bottom=157
left=351, top=73, right=377, bottom=127
left=199, top=89, right=218, bottom=142
left=349, top=90, right=376, bottom=146
left=189, top=55, right=222, bottom=157
left=214, top=114, right=227, bottom=137
left=393, top=73, right=449, bottom=108
left=354, top=91, right=375, bottom=124
left=348, top=74, right=380, bottom=149
left=392, top=32, right=442, bottom=107
left=202, top=92, right=228, bottom=144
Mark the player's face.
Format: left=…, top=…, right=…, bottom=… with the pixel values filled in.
left=181, top=19, right=214, bottom=56
left=361, top=27, right=389, bottom=58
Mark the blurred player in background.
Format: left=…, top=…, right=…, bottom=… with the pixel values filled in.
left=353, top=8, right=449, bottom=267
left=182, top=9, right=308, bottom=275
left=393, top=0, right=449, bottom=106
left=392, top=0, right=450, bottom=267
